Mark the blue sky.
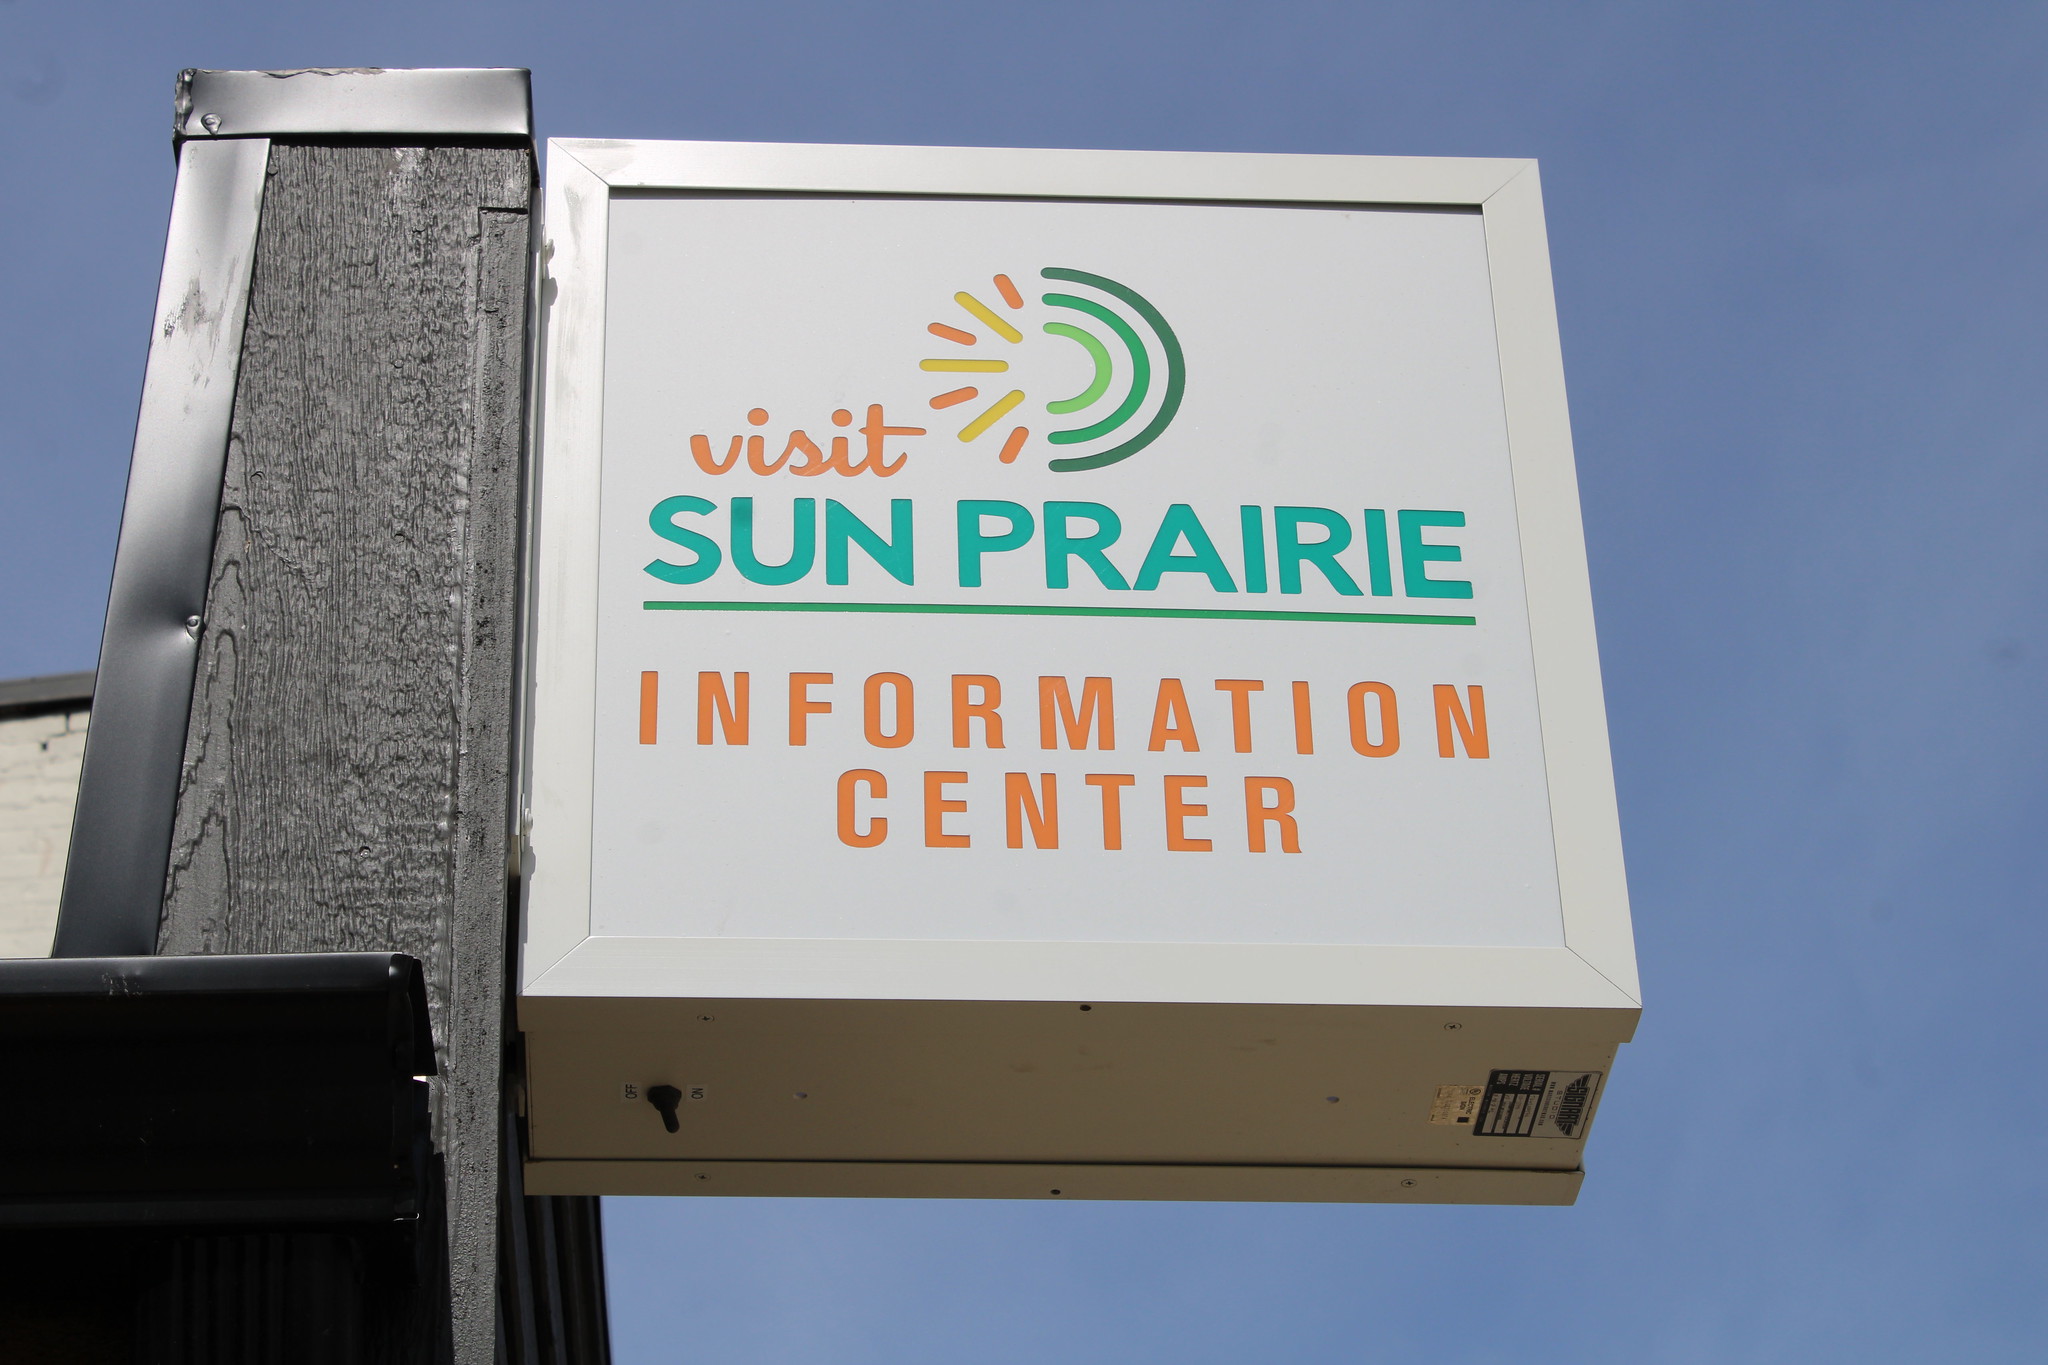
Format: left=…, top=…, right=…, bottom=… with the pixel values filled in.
left=3, top=3, right=2044, bottom=1361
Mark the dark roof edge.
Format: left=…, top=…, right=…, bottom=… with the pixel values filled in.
left=0, top=671, right=95, bottom=720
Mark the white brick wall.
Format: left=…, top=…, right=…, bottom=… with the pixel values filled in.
left=0, top=707, right=87, bottom=957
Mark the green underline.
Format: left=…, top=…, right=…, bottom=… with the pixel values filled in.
left=642, top=600, right=1476, bottom=626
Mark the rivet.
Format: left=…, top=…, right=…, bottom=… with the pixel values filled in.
left=199, top=113, right=222, bottom=134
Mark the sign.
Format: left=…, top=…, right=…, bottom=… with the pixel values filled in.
left=520, top=141, right=1637, bottom=1204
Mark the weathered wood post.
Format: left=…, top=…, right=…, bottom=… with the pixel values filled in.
left=2, top=68, right=608, bottom=1362
left=149, top=70, right=548, bottom=1360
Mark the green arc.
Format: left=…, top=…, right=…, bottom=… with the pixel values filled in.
left=1043, top=322, right=1113, bottom=414
left=1039, top=267, right=1186, bottom=473
left=1042, top=295, right=1148, bottom=442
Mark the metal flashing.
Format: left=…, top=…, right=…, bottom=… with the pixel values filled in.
left=52, top=138, right=269, bottom=959
left=176, top=67, right=533, bottom=143
left=0, top=952, right=434, bottom=1228
left=0, top=670, right=93, bottom=721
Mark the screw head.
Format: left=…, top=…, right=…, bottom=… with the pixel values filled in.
left=1400, top=1178, right=1418, bottom=1188
left=696, top=1014, right=715, bottom=1022
left=199, top=112, right=222, bottom=134
left=1443, top=1022, right=1463, bottom=1031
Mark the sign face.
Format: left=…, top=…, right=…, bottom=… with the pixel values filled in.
left=523, top=141, right=1635, bottom=1014
left=595, top=196, right=1553, bottom=949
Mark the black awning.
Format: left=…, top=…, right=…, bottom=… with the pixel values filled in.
left=0, top=952, right=433, bottom=1228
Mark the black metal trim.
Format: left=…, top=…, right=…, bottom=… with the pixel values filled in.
left=175, top=68, right=533, bottom=144
left=51, top=138, right=270, bottom=959
left=0, top=953, right=435, bottom=1230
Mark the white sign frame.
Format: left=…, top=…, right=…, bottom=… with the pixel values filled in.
left=520, top=138, right=1637, bottom=1016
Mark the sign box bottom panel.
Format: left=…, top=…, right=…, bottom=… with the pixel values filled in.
left=520, top=998, right=1634, bottom=1204
left=524, top=1159, right=1583, bottom=1206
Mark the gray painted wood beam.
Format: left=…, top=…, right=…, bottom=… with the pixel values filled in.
left=23, top=69, right=608, bottom=1365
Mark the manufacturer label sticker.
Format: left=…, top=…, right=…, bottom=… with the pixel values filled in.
left=1429, top=1084, right=1484, bottom=1126
left=1473, top=1069, right=1602, bottom=1138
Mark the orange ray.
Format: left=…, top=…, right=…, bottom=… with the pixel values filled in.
left=928, top=322, right=976, bottom=345
left=930, top=387, right=979, bottom=409
left=998, top=426, right=1029, bottom=463
left=993, top=274, right=1024, bottom=309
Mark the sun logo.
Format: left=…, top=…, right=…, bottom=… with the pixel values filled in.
left=919, top=267, right=1186, bottom=474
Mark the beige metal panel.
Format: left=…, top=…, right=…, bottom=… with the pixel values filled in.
left=522, top=998, right=1626, bottom=1174
left=525, top=1158, right=1583, bottom=1206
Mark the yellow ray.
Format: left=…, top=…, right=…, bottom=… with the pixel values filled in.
left=955, top=292, right=1023, bottom=343
left=921, top=358, right=1009, bottom=372
left=959, top=390, right=1026, bottom=442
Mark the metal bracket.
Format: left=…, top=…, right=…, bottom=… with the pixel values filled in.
left=175, top=68, right=532, bottom=145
